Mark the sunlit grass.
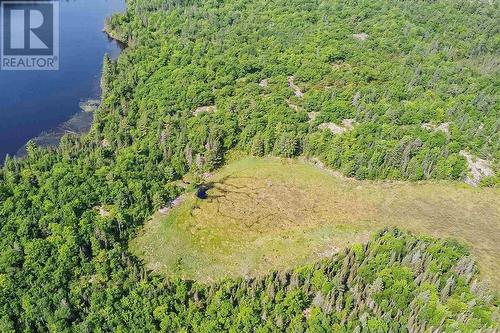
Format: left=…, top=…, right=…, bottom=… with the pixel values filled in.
left=131, top=157, right=500, bottom=286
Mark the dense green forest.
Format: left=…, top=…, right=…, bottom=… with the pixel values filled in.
left=1, top=0, right=499, bottom=331
left=101, top=0, right=499, bottom=182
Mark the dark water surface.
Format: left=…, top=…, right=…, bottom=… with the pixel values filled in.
left=0, top=0, right=125, bottom=163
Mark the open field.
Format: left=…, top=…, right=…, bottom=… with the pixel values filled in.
left=131, top=157, right=500, bottom=285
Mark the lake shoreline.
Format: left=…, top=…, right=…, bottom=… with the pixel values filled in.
left=13, top=22, right=127, bottom=160
left=103, top=26, right=129, bottom=46
left=0, top=0, right=127, bottom=163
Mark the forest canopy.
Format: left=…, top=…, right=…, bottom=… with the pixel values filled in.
left=0, top=0, right=499, bottom=331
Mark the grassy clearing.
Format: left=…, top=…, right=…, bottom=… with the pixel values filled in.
left=130, top=157, right=500, bottom=285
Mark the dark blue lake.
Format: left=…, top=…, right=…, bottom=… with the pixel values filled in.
left=0, top=0, right=125, bottom=163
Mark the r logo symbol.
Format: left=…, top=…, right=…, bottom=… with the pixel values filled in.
left=1, top=1, right=59, bottom=70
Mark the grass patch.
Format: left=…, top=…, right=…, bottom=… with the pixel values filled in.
left=130, top=157, right=500, bottom=286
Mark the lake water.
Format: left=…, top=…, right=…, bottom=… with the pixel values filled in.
left=0, top=0, right=125, bottom=163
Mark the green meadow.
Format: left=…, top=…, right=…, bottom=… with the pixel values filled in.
left=131, top=157, right=500, bottom=285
